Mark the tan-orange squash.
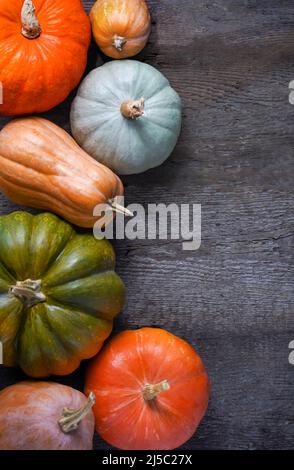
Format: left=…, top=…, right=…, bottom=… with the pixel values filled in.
left=0, top=382, right=95, bottom=450
left=0, top=118, right=128, bottom=228
left=90, top=0, right=151, bottom=59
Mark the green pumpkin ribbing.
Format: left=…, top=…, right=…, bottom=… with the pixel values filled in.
left=0, top=211, right=125, bottom=377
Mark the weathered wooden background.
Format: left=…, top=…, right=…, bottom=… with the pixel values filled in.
left=0, top=0, right=294, bottom=450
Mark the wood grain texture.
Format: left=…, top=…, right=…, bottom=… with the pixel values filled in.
left=0, top=0, right=294, bottom=450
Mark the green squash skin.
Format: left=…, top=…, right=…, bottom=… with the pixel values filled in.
left=0, top=212, right=125, bottom=378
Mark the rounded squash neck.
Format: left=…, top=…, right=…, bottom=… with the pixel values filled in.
left=9, top=279, right=46, bottom=308
left=120, top=98, right=145, bottom=120
left=21, top=0, right=41, bottom=39
left=58, top=392, right=96, bottom=434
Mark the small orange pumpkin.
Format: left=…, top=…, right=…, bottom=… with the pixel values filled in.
left=0, top=0, right=90, bottom=116
left=85, top=328, right=210, bottom=450
left=90, top=0, right=151, bottom=59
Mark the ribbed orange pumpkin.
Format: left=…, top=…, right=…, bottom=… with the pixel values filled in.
left=85, top=328, right=210, bottom=450
left=0, top=0, right=90, bottom=116
left=90, top=0, right=151, bottom=59
left=0, top=118, right=126, bottom=228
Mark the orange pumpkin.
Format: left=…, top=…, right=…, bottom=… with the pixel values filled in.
left=90, top=0, right=151, bottom=59
left=85, top=328, right=210, bottom=450
left=0, top=0, right=90, bottom=116
left=0, top=117, right=128, bottom=228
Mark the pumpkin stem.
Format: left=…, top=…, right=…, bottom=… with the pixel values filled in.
left=9, top=279, right=46, bottom=308
left=142, top=380, right=170, bottom=401
left=21, top=0, right=41, bottom=39
left=120, top=98, right=145, bottom=120
left=108, top=198, right=134, bottom=217
left=112, top=35, right=127, bottom=52
left=58, top=392, right=96, bottom=434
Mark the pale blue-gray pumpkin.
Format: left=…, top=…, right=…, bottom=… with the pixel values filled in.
left=0, top=211, right=125, bottom=378
left=70, top=60, right=182, bottom=175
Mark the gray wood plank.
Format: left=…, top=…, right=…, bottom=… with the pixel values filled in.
left=0, top=0, right=294, bottom=450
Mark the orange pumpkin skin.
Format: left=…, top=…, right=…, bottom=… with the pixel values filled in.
left=0, top=0, right=91, bottom=116
left=90, top=0, right=151, bottom=59
left=0, top=382, right=95, bottom=450
left=0, top=118, right=124, bottom=228
left=85, top=328, right=210, bottom=450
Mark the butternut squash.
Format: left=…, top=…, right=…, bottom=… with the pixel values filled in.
left=0, top=118, right=128, bottom=227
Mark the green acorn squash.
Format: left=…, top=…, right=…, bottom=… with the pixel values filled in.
left=0, top=211, right=125, bottom=378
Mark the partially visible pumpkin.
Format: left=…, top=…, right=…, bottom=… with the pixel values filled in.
left=0, top=117, right=130, bottom=228
left=90, top=0, right=151, bottom=59
left=71, top=60, right=182, bottom=175
left=0, top=211, right=125, bottom=378
left=0, top=0, right=90, bottom=116
left=0, top=382, right=95, bottom=450
left=85, top=328, right=210, bottom=450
